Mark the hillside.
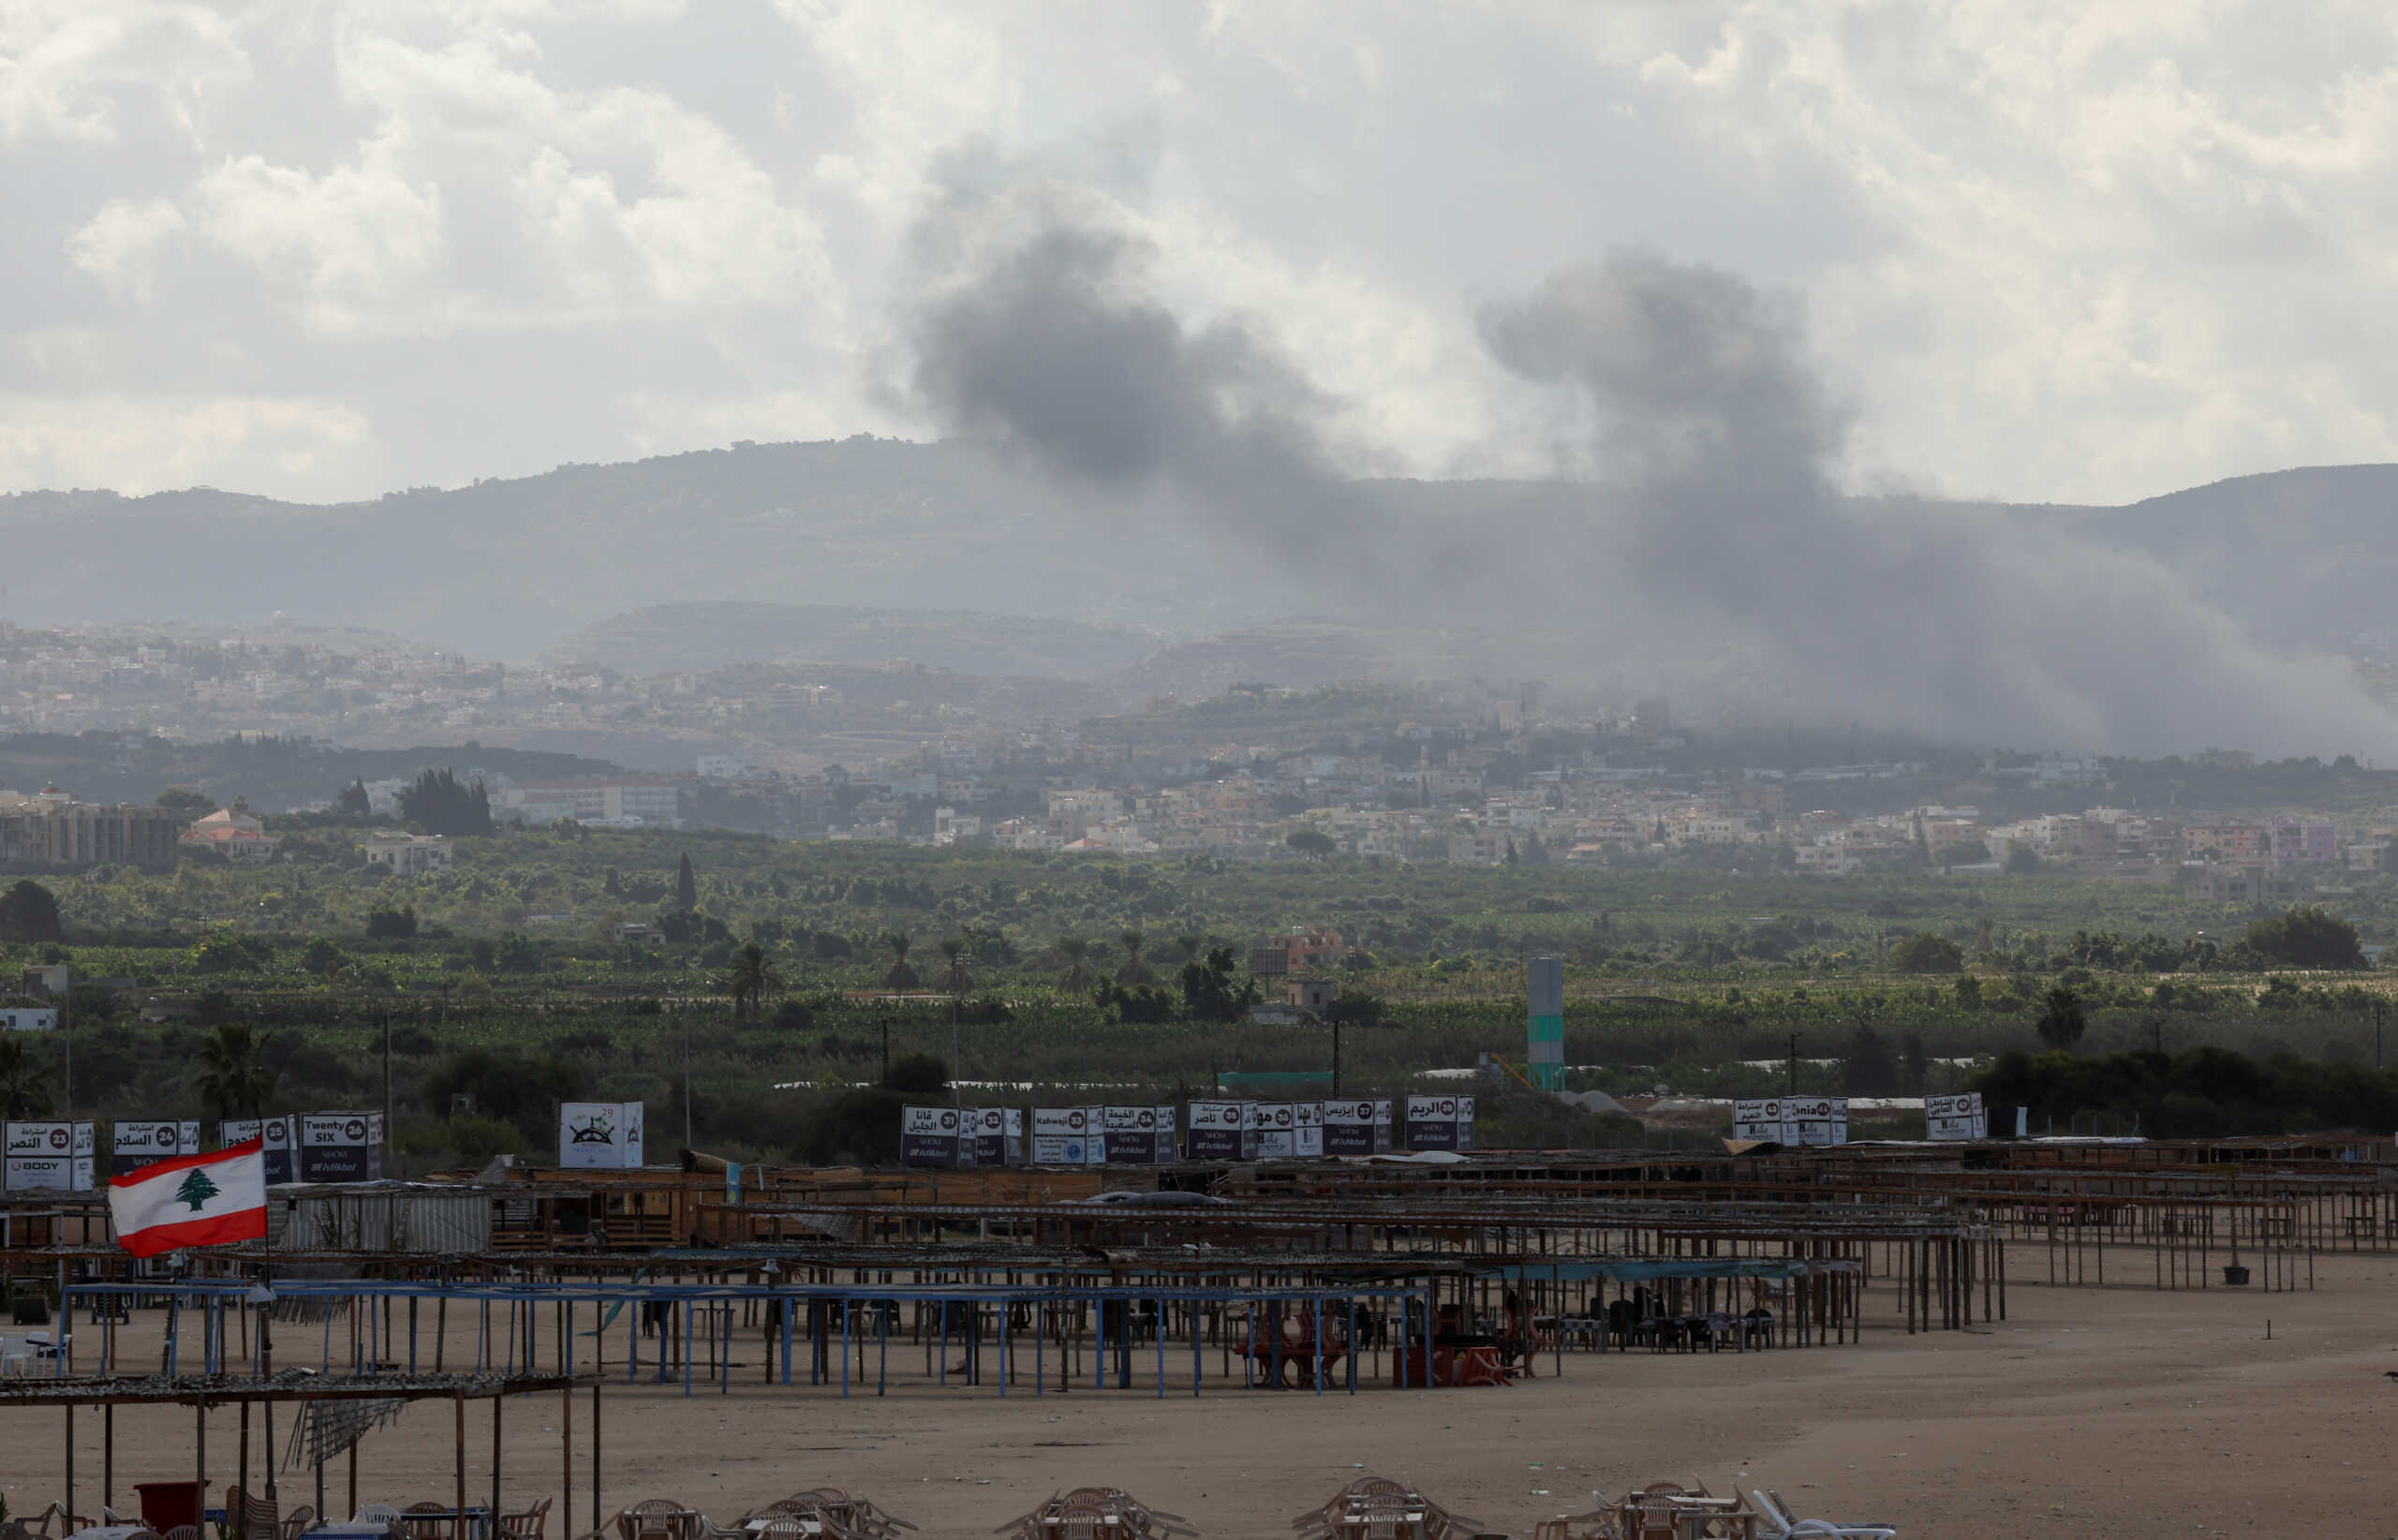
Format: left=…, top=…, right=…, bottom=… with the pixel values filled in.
left=550, top=600, right=1162, bottom=678
left=7, top=440, right=2397, bottom=663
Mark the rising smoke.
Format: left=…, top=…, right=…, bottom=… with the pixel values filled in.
left=905, top=200, right=2398, bottom=757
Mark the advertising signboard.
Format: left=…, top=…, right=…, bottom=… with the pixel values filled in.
left=1925, top=1091, right=1988, bottom=1142
left=900, top=1105, right=963, bottom=1167
left=4, top=1119, right=96, bottom=1192
left=1321, top=1098, right=1395, bottom=1156
left=1293, top=1101, right=1324, bottom=1159
left=1031, top=1106, right=1103, bottom=1165
left=1732, top=1099, right=1786, bottom=1142
left=221, top=1117, right=296, bottom=1183
left=1733, top=1097, right=1849, bottom=1147
left=1405, top=1095, right=1474, bottom=1151
left=1185, top=1101, right=1248, bottom=1162
left=297, top=1111, right=386, bottom=1183
left=1102, top=1105, right=1161, bottom=1163
left=965, top=1107, right=1024, bottom=1167
left=558, top=1102, right=644, bottom=1169
left=112, top=1119, right=201, bottom=1177
left=1249, top=1102, right=1298, bottom=1160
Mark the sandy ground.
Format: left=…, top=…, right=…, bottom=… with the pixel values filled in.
left=7, top=1245, right=2398, bottom=1537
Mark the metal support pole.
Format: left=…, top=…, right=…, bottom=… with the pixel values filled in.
left=453, top=1393, right=466, bottom=1540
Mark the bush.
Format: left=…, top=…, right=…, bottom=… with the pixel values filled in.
left=1975, top=1045, right=2398, bottom=1137
left=422, top=1049, right=582, bottom=1143
left=2243, top=906, right=2366, bottom=970
left=880, top=1053, right=948, bottom=1094
left=441, top=1112, right=525, bottom=1162
left=1889, top=933, right=1963, bottom=974
left=189, top=931, right=272, bottom=974
left=792, top=1088, right=907, bottom=1165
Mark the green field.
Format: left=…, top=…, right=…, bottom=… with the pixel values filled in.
left=6, top=823, right=2398, bottom=1168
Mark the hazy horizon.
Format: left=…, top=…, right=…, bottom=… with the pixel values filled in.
left=12, top=5, right=2398, bottom=755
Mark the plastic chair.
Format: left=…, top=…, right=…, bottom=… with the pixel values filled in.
left=354, top=1508, right=405, bottom=1529
left=403, top=1503, right=459, bottom=1540
left=616, top=1501, right=690, bottom=1540
left=496, top=1499, right=550, bottom=1540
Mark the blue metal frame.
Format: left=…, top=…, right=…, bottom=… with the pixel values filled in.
left=65, top=1277, right=1433, bottom=1400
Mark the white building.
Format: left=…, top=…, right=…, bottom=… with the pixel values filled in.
left=362, top=833, right=453, bottom=875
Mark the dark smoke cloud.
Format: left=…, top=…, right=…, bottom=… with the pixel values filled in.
left=905, top=203, right=2398, bottom=755
left=1478, top=251, right=2398, bottom=755
left=905, top=210, right=1381, bottom=565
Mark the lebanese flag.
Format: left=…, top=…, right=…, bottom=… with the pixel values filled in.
left=109, top=1136, right=268, bottom=1258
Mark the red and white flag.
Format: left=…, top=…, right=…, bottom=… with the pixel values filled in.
left=109, top=1136, right=268, bottom=1258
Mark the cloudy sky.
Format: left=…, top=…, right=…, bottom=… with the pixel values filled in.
left=7, top=0, right=2398, bottom=507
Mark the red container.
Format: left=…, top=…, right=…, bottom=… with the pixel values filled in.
left=136, top=1480, right=206, bottom=1533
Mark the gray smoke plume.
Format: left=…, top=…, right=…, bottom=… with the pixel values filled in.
left=905, top=203, right=2398, bottom=755
left=907, top=214, right=1366, bottom=555
left=1477, top=251, right=2398, bottom=755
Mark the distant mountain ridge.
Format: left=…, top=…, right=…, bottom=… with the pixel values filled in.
left=7, top=440, right=2395, bottom=662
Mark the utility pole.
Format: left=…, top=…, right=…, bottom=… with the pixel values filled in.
left=879, top=1017, right=890, bottom=1084
left=1787, top=1032, right=1798, bottom=1096
left=1331, top=1017, right=1342, bottom=1097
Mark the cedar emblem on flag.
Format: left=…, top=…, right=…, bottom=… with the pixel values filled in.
left=109, top=1136, right=268, bottom=1258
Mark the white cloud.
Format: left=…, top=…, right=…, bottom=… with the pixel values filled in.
left=1609, top=1, right=2398, bottom=501
left=66, top=194, right=185, bottom=301
left=8, top=0, right=2398, bottom=514
left=0, top=1, right=247, bottom=146
left=0, top=392, right=374, bottom=496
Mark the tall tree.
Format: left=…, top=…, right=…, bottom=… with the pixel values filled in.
left=1843, top=1025, right=1899, bottom=1096
left=1180, top=945, right=1260, bottom=1023
left=335, top=779, right=373, bottom=818
left=881, top=931, right=920, bottom=990
left=1115, top=929, right=1153, bottom=985
left=1053, top=936, right=1090, bottom=994
left=0, top=1036, right=51, bottom=1118
left=938, top=936, right=972, bottom=996
left=676, top=851, right=698, bottom=911
left=719, top=942, right=785, bottom=1023
left=197, top=1023, right=277, bottom=1119
left=0, top=880, right=63, bottom=943
left=2035, top=987, right=2088, bottom=1053
left=396, top=769, right=493, bottom=837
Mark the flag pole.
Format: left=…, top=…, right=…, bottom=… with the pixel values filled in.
left=251, top=1127, right=278, bottom=1502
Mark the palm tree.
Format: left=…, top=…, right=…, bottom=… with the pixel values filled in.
left=1115, top=929, right=1153, bottom=986
left=721, top=942, right=786, bottom=1023
left=197, top=1023, right=276, bottom=1119
left=0, top=1035, right=51, bottom=1118
left=938, top=936, right=972, bottom=1027
left=2035, top=986, right=2088, bottom=1053
left=938, top=936, right=972, bottom=997
left=881, top=931, right=921, bottom=991
left=1054, top=936, right=1090, bottom=995
left=1169, top=933, right=1206, bottom=967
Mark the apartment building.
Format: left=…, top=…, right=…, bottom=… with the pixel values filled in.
left=0, top=786, right=179, bottom=871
